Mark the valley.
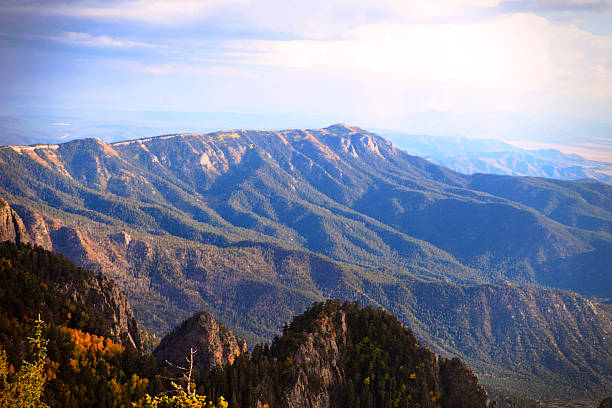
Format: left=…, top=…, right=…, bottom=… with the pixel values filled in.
left=1, top=125, right=611, bottom=404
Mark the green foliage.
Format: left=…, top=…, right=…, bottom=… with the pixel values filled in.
left=0, top=317, right=48, bottom=408
left=202, top=300, right=475, bottom=408
left=0, top=242, right=168, bottom=407
left=0, top=241, right=111, bottom=340
left=134, top=383, right=227, bottom=408
left=1, top=126, right=611, bottom=405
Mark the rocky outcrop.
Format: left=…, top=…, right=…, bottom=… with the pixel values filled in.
left=281, top=309, right=348, bottom=408
left=0, top=200, right=142, bottom=351
left=57, top=272, right=143, bottom=351
left=0, top=198, right=31, bottom=245
left=205, top=300, right=490, bottom=408
left=153, top=311, right=247, bottom=376
left=439, top=357, right=490, bottom=408
left=10, top=204, right=53, bottom=250
left=276, top=306, right=489, bottom=408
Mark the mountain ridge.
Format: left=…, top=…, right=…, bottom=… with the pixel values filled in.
left=0, top=188, right=610, bottom=402
left=379, top=131, right=612, bottom=184
left=2, top=124, right=609, bottom=295
left=1, top=124, right=611, bottom=402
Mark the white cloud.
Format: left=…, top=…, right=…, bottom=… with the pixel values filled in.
left=7, top=0, right=248, bottom=25
left=225, top=0, right=505, bottom=39
left=131, top=62, right=259, bottom=78
left=220, top=12, right=612, bottom=102
left=3, top=0, right=503, bottom=31
left=510, top=0, right=612, bottom=10
left=58, top=32, right=163, bottom=48
left=1, top=0, right=611, bottom=121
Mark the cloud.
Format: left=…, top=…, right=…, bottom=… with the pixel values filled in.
left=2, top=0, right=608, bottom=40
left=51, top=122, right=71, bottom=126
left=220, top=12, right=612, bottom=101
left=0, top=0, right=610, bottom=122
left=0, top=0, right=508, bottom=37
left=2, top=0, right=248, bottom=25
left=57, top=32, right=163, bottom=48
left=231, top=0, right=504, bottom=38
left=130, top=62, right=259, bottom=78
left=500, top=0, right=612, bottom=12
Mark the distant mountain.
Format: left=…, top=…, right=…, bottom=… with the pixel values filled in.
left=379, top=131, right=612, bottom=184
left=1, top=125, right=611, bottom=294
left=385, top=280, right=612, bottom=402
left=381, top=111, right=612, bottom=162
left=1, top=124, right=611, bottom=402
left=0, top=109, right=330, bottom=146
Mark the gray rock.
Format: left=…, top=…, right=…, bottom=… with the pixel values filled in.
left=153, top=311, right=247, bottom=376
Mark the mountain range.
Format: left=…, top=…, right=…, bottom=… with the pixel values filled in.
left=0, top=241, right=493, bottom=407
left=1, top=124, right=611, bottom=404
left=379, top=131, right=612, bottom=184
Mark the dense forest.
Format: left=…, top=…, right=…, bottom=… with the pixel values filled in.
left=0, top=242, right=491, bottom=407
left=0, top=242, right=168, bottom=406
left=200, top=299, right=488, bottom=408
left=0, top=125, right=611, bottom=404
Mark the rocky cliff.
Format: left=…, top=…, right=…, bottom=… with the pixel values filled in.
left=205, top=300, right=490, bottom=408
left=153, top=311, right=247, bottom=376
left=599, top=397, right=612, bottom=408
left=0, top=201, right=142, bottom=350
left=279, top=307, right=347, bottom=408
left=277, top=304, right=489, bottom=408
left=58, top=271, right=143, bottom=351
left=0, top=198, right=31, bottom=244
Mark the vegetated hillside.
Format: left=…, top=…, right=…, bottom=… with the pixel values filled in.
left=0, top=241, right=494, bottom=408
left=200, top=300, right=490, bottom=408
left=0, top=241, right=168, bottom=407
left=1, top=201, right=609, bottom=404
left=0, top=198, right=368, bottom=344
left=1, top=124, right=611, bottom=296
left=1, top=125, right=611, bottom=403
left=379, top=131, right=612, bottom=184
left=0, top=205, right=142, bottom=350
left=375, top=281, right=612, bottom=403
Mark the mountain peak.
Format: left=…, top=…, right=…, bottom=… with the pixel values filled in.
left=153, top=310, right=247, bottom=376
left=324, top=123, right=366, bottom=133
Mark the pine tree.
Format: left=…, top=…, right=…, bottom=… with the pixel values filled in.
left=0, top=316, right=48, bottom=408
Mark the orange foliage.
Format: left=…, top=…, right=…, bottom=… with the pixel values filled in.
left=61, top=327, right=124, bottom=356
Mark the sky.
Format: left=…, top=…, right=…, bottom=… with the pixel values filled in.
left=0, top=0, right=612, bottom=136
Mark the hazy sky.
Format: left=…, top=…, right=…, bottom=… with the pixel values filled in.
left=1, top=0, right=612, bottom=129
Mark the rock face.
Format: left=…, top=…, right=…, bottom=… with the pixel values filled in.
left=153, top=311, right=247, bottom=376
left=439, top=358, right=490, bottom=408
left=281, top=308, right=348, bottom=408
left=57, top=272, right=143, bottom=351
left=206, top=300, right=490, bottom=408
left=0, top=198, right=31, bottom=244
left=0, top=201, right=142, bottom=351
left=278, top=306, right=489, bottom=408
